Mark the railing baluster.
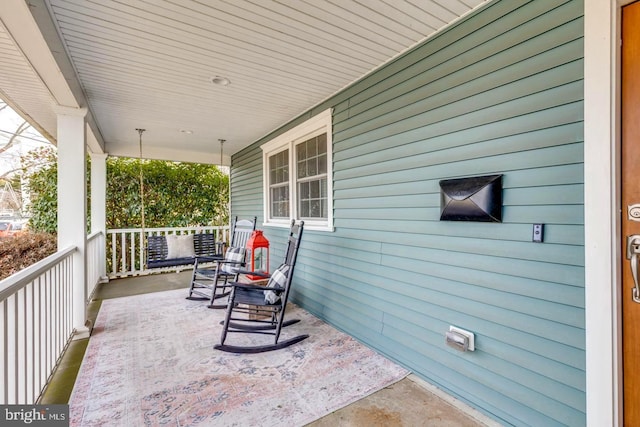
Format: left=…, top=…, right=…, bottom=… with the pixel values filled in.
left=54, top=266, right=59, bottom=368
left=129, top=232, right=135, bottom=273
left=1, top=300, right=6, bottom=404
left=66, top=257, right=72, bottom=337
left=43, top=270, right=50, bottom=395
left=139, top=229, right=145, bottom=272
left=87, top=232, right=105, bottom=299
left=120, top=232, right=126, bottom=273
left=30, top=280, right=35, bottom=402
left=110, top=232, right=117, bottom=276
left=38, top=278, right=44, bottom=394
left=12, top=294, right=18, bottom=403
left=21, top=287, right=27, bottom=404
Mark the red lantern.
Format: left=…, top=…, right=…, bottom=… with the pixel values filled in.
left=245, top=230, right=269, bottom=280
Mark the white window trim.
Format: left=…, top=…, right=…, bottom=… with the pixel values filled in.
left=261, top=108, right=334, bottom=232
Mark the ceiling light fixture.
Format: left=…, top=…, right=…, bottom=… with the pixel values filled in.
left=180, top=129, right=193, bottom=134
left=211, top=76, right=231, bottom=86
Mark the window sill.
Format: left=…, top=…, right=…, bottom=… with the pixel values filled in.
left=263, top=220, right=334, bottom=232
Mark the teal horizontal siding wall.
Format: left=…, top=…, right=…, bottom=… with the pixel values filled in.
left=230, top=0, right=585, bottom=425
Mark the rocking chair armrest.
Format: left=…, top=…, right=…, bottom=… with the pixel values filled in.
left=215, top=259, right=245, bottom=265
left=229, top=282, right=270, bottom=292
left=205, top=260, right=246, bottom=275
left=195, top=255, right=223, bottom=263
left=234, top=269, right=270, bottom=278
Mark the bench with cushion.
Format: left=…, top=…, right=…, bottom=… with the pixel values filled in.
left=146, top=233, right=221, bottom=269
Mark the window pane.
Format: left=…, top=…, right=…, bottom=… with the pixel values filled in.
left=309, top=138, right=318, bottom=156
left=318, top=153, right=327, bottom=174
left=310, top=180, right=319, bottom=198
left=300, top=200, right=309, bottom=217
left=317, top=134, right=327, bottom=154
left=294, top=133, right=327, bottom=220
left=297, top=142, right=306, bottom=161
left=270, top=186, right=289, bottom=218
left=269, top=149, right=289, bottom=218
left=283, top=151, right=290, bottom=180
left=296, top=135, right=327, bottom=179
left=307, top=158, right=317, bottom=176
left=298, top=178, right=325, bottom=219
left=269, top=150, right=289, bottom=184
left=309, top=200, right=320, bottom=217
left=299, top=181, right=309, bottom=199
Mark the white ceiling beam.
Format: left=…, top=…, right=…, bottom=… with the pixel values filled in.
left=0, top=0, right=105, bottom=153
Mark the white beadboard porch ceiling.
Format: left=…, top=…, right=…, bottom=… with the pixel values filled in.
left=0, top=0, right=487, bottom=164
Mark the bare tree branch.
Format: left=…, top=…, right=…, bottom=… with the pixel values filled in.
left=0, top=168, right=23, bottom=180
left=0, top=120, right=31, bottom=155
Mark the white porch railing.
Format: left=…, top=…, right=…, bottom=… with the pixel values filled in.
left=0, top=246, right=76, bottom=404
left=87, top=231, right=107, bottom=300
left=0, top=231, right=107, bottom=405
left=106, top=225, right=229, bottom=278
left=0, top=226, right=225, bottom=404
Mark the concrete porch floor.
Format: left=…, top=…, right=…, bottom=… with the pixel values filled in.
left=40, top=271, right=499, bottom=426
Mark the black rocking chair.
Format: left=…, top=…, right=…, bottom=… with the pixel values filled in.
left=187, top=216, right=256, bottom=302
left=200, top=247, right=247, bottom=309
left=214, top=220, right=306, bottom=353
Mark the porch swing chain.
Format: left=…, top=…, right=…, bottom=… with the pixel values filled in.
left=219, top=138, right=228, bottom=245
left=136, top=128, right=146, bottom=257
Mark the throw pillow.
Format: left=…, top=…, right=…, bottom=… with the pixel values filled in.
left=221, top=247, right=245, bottom=274
left=165, top=234, right=195, bottom=259
left=264, top=264, right=290, bottom=304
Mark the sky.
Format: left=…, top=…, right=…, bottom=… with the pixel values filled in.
left=0, top=103, right=50, bottom=179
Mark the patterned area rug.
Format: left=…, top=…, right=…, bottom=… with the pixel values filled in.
left=69, top=288, right=408, bottom=426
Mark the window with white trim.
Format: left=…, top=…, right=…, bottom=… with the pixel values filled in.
left=262, top=109, right=333, bottom=231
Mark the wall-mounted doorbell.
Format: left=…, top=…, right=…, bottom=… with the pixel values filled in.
left=532, top=224, right=544, bottom=243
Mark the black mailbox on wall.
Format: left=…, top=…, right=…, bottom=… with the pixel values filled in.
left=439, top=174, right=503, bottom=222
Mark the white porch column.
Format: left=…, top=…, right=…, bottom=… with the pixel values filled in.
left=584, top=0, right=619, bottom=426
left=56, top=106, right=90, bottom=340
left=90, top=152, right=107, bottom=279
